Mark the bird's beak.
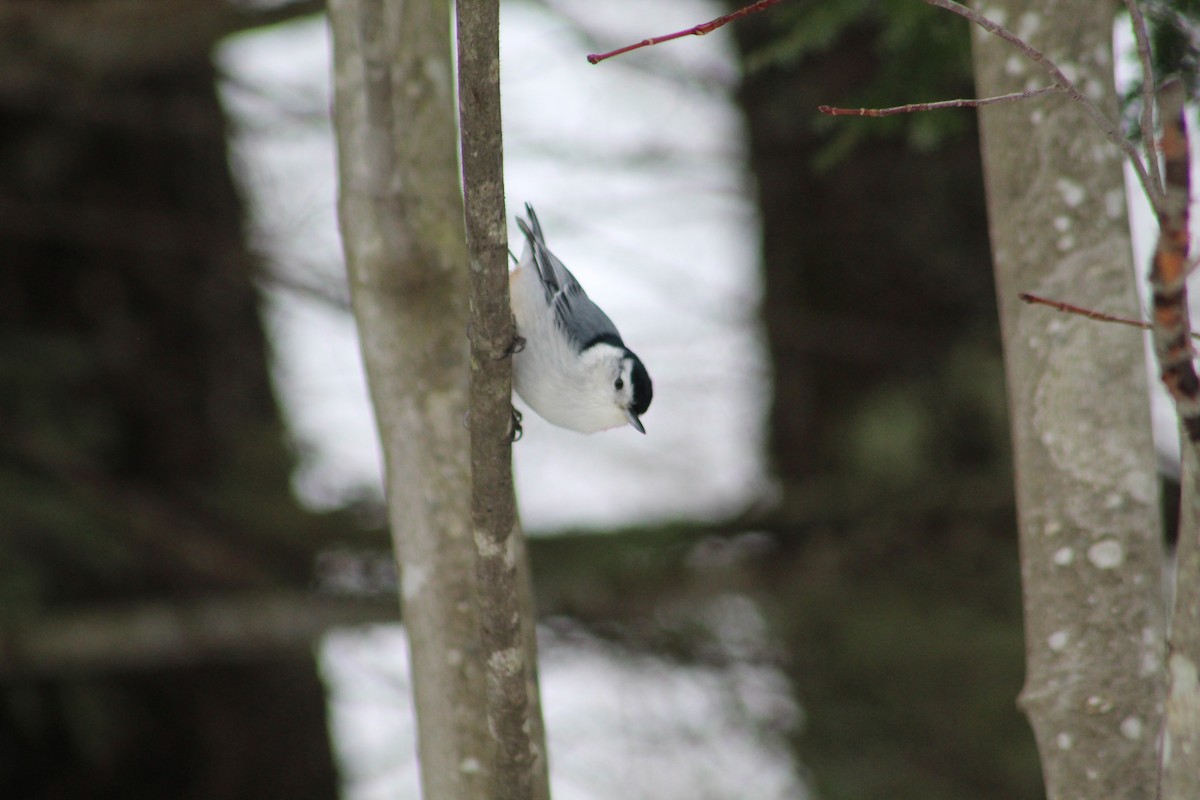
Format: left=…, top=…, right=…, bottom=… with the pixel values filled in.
left=624, top=408, right=645, bottom=434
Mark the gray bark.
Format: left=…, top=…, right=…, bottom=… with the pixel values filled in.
left=327, top=1, right=489, bottom=797
left=455, top=1, right=551, bottom=798
left=971, top=1, right=1166, bottom=797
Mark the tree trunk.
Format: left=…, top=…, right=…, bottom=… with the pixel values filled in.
left=972, top=1, right=1166, bottom=797
left=0, top=7, right=339, bottom=797
left=328, top=0, right=493, bottom=797
left=731, top=9, right=1039, bottom=799
left=1155, top=74, right=1200, bottom=800
left=733, top=21, right=1003, bottom=497
left=456, top=0, right=551, bottom=796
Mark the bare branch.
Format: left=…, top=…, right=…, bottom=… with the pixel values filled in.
left=1018, top=292, right=1155, bottom=332
left=1124, top=0, right=1165, bottom=201
left=819, top=86, right=1060, bottom=117
left=0, top=593, right=397, bottom=678
left=1019, top=291, right=1200, bottom=345
left=0, top=0, right=326, bottom=84
left=924, top=0, right=1162, bottom=210
left=586, top=0, right=782, bottom=64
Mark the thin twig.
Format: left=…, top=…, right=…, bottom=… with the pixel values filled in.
left=1018, top=292, right=1160, bottom=333
left=1019, top=292, right=1200, bottom=345
left=1124, top=0, right=1165, bottom=203
left=586, top=0, right=781, bottom=64
left=819, top=86, right=1060, bottom=117
left=923, top=0, right=1162, bottom=213
left=1020, top=291, right=1200, bottom=344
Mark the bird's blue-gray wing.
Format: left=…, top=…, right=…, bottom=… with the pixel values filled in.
left=518, top=205, right=623, bottom=351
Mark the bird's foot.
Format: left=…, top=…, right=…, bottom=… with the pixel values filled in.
left=509, top=407, right=524, bottom=442
left=466, top=321, right=525, bottom=360
left=503, top=331, right=526, bottom=358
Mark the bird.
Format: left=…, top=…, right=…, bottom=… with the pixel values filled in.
left=509, top=203, right=652, bottom=434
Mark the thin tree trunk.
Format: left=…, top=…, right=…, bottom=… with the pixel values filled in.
left=328, top=1, right=488, bottom=798
left=455, top=0, right=551, bottom=797
left=972, top=2, right=1166, bottom=797
left=1164, top=441, right=1200, bottom=797
left=1156, top=74, right=1200, bottom=800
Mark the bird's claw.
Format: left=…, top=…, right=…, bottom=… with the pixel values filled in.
left=503, top=333, right=526, bottom=358
left=464, top=407, right=523, bottom=443
left=509, top=407, right=523, bottom=442
left=465, top=321, right=525, bottom=360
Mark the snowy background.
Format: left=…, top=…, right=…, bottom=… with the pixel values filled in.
left=218, top=1, right=771, bottom=530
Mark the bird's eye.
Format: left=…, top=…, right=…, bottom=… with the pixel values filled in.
left=614, top=378, right=624, bottom=390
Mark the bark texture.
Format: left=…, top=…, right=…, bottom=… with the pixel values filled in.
left=328, top=1, right=488, bottom=797
left=972, top=2, right=1166, bottom=797
left=456, top=1, right=550, bottom=798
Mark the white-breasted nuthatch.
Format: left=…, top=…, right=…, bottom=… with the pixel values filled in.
left=510, top=203, right=652, bottom=434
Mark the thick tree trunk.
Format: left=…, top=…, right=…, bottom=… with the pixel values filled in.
left=972, top=2, right=1166, bottom=797
left=0, top=10, right=339, bottom=798
left=729, top=6, right=1047, bottom=798
left=328, top=0, right=497, bottom=797
left=733, top=22, right=1002, bottom=495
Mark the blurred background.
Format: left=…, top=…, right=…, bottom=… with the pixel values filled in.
left=0, top=1, right=1046, bottom=798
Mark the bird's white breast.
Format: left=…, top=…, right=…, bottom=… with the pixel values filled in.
left=509, top=266, right=628, bottom=434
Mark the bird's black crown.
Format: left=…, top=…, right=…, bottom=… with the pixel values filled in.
left=628, top=353, right=653, bottom=417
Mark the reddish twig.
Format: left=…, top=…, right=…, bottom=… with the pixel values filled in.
left=819, top=86, right=1060, bottom=117
left=1018, top=292, right=1157, bottom=333
left=811, top=0, right=1159, bottom=208
left=1149, top=79, right=1200, bottom=440
left=1020, top=292, right=1200, bottom=344
left=586, top=0, right=782, bottom=64
left=919, top=0, right=1161, bottom=211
